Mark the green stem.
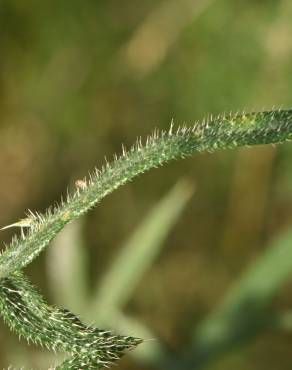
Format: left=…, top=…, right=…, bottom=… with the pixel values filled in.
left=1, top=109, right=292, bottom=278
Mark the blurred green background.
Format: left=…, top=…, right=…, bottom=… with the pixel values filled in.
left=1, top=0, right=292, bottom=369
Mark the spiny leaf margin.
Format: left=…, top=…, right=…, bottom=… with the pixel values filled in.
left=0, top=272, right=142, bottom=369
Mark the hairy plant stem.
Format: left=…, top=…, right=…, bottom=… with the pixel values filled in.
left=0, top=109, right=292, bottom=369
left=1, top=110, right=292, bottom=278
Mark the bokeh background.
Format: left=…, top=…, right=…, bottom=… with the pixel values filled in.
left=1, top=0, right=292, bottom=369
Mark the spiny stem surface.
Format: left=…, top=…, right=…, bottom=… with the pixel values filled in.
left=1, top=110, right=292, bottom=278
left=0, top=109, right=292, bottom=369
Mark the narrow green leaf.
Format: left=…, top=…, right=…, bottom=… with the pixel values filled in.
left=91, top=180, right=194, bottom=321
left=190, top=228, right=292, bottom=368
left=46, top=219, right=89, bottom=313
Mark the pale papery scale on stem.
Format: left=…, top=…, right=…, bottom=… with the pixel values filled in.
left=0, top=109, right=292, bottom=369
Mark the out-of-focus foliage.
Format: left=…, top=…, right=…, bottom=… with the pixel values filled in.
left=1, top=0, right=292, bottom=369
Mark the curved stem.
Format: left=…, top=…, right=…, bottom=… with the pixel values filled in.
left=1, top=109, right=292, bottom=278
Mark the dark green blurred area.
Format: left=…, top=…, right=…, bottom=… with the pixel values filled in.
left=1, top=0, right=292, bottom=369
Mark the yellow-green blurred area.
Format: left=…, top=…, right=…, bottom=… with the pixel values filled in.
left=1, top=0, right=292, bottom=369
